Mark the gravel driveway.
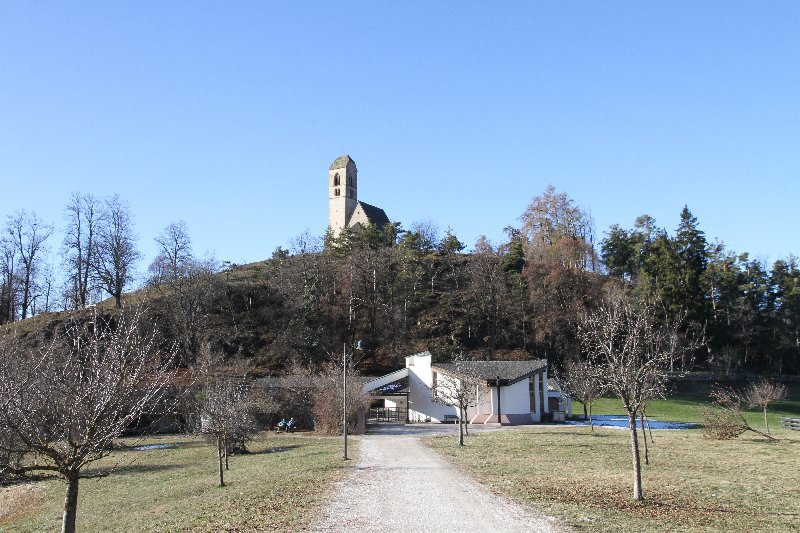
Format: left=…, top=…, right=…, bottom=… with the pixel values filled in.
left=311, top=424, right=563, bottom=532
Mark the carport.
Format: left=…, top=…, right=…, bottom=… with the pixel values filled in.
left=362, top=368, right=409, bottom=423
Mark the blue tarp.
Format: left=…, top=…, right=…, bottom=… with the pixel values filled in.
left=566, top=415, right=700, bottom=430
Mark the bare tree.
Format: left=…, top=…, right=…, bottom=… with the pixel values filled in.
left=157, top=256, right=219, bottom=366
left=578, top=293, right=683, bottom=501
left=192, top=347, right=258, bottom=487
left=4, top=210, right=53, bottom=319
left=198, top=378, right=257, bottom=487
left=34, top=259, right=58, bottom=314
left=432, top=362, right=479, bottom=446
left=0, top=308, right=176, bottom=533
left=0, top=235, right=18, bottom=323
left=147, top=221, right=219, bottom=365
left=263, top=361, right=317, bottom=430
left=93, top=194, right=140, bottom=307
left=311, top=358, right=370, bottom=435
left=519, top=184, right=596, bottom=272
left=62, top=193, right=101, bottom=309
left=465, top=237, right=510, bottom=358
left=562, top=358, right=605, bottom=430
left=149, top=220, right=193, bottom=284
left=0, top=333, right=46, bottom=482
left=744, top=379, right=787, bottom=435
left=703, top=388, right=775, bottom=441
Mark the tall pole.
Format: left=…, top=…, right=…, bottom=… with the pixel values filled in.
left=343, top=343, right=348, bottom=460
left=496, top=375, right=502, bottom=426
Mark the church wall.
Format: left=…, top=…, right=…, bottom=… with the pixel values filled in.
left=347, top=205, right=372, bottom=228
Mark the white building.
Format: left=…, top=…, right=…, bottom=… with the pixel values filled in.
left=363, top=351, right=569, bottom=425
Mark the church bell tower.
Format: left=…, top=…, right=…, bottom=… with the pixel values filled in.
left=328, top=155, right=358, bottom=236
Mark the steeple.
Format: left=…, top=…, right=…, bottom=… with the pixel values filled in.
left=328, top=155, right=358, bottom=236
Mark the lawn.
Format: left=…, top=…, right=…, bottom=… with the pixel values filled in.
left=0, top=432, right=349, bottom=532
left=426, top=394, right=800, bottom=532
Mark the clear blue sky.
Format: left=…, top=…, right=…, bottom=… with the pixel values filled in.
left=2, top=2, right=798, bottom=281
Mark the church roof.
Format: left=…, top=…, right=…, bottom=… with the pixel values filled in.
left=330, top=155, right=355, bottom=170
left=432, top=359, right=547, bottom=386
left=355, top=201, right=390, bottom=227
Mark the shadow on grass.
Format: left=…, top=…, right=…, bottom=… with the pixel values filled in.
left=735, top=435, right=800, bottom=446
left=641, top=495, right=800, bottom=520
left=0, top=473, right=60, bottom=486
left=249, top=444, right=302, bottom=455
left=3, top=461, right=187, bottom=486
left=81, top=462, right=184, bottom=478
left=513, top=430, right=622, bottom=445
left=116, top=440, right=200, bottom=451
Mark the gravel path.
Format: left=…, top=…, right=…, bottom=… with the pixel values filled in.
left=311, top=426, right=563, bottom=532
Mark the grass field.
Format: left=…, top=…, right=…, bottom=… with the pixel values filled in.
left=0, top=432, right=349, bottom=532
left=426, top=393, right=800, bottom=532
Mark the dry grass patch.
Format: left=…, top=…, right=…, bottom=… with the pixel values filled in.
left=0, top=483, right=45, bottom=523
left=426, top=426, right=800, bottom=532
left=1, top=432, right=351, bottom=532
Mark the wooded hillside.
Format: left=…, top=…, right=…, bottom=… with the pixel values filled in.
left=3, top=186, right=798, bottom=376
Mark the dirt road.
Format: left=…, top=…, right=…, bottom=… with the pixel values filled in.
left=311, top=425, right=563, bottom=532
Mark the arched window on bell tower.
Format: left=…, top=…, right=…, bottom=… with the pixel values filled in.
left=334, top=173, right=341, bottom=186
left=334, top=188, right=340, bottom=196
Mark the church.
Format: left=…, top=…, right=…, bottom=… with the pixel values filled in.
left=328, top=155, right=389, bottom=236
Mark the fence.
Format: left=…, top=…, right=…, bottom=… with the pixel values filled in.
left=368, top=407, right=407, bottom=423
left=780, top=417, right=800, bottom=431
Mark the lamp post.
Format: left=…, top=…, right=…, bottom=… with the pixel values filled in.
left=343, top=340, right=363, bottom=461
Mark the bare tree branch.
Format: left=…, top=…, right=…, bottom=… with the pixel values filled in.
left=0, top=307, right=177, bottom=533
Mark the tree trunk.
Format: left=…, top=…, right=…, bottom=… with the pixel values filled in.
left=462, top=406, right=469, bottom=436
left=628, top=412, right=643, bottom=500
left=62, top=472, right=80, bottom=533
left=589, top=403, right=594, bottom=432
left=223, top=435, right=229, bottom=470
left=644, top=413, right=654, bottom=443
left=640, top=412, right=649, bottom=465
left=217, top=434, right=225, bottom=487
left=764, top=407, right=770, bottom=434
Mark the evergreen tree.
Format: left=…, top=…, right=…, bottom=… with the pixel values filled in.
left=769, top=256, right=800, bottom=373
left=601, top=224, right=636, bottom=279
left=673, top=206, right=709, bottom=324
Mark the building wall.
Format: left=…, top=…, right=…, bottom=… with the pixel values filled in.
left=384, top=397, right=407, bottom=410
left=501, top=379, right=531, bottom=413
left=484, top=379, right=538, bottom=424
left=468, top=383, right=492, bottom=421
left=406, top=353, right=456, bottom=423
left=347, top=204, right=372, bottom=228
left=476, top=384, right=490, bottom=414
